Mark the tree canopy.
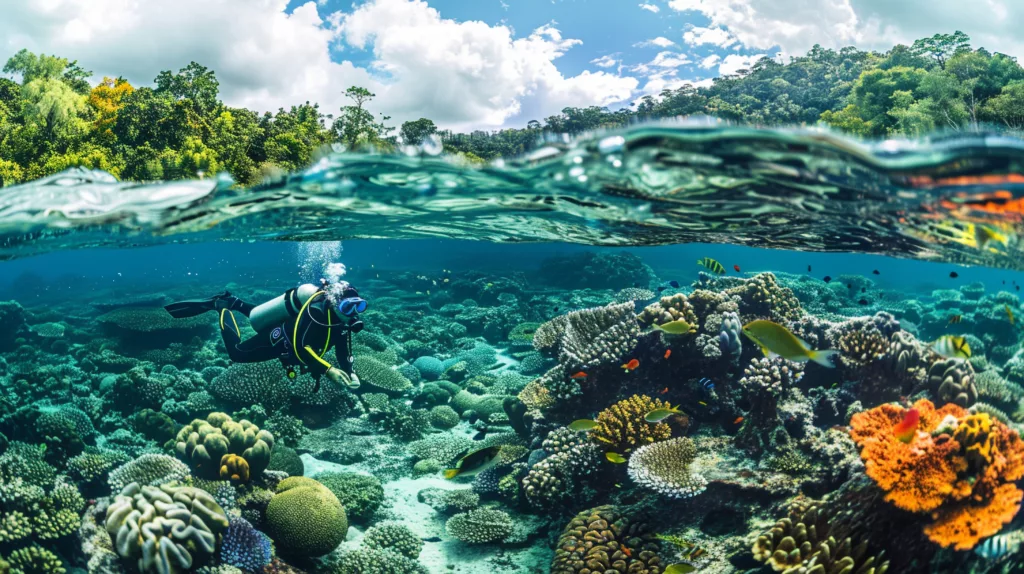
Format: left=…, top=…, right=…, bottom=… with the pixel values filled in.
left=1, top=30, right=1022, bottom=187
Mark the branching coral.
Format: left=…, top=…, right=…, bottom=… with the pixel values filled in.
left=850, top=399, right=1024, bottom=549
left=551, top=505, right=662, bottom=574
left=627, top=437, right=706, bottom=499
left=591, top=395, right=672, bottom=454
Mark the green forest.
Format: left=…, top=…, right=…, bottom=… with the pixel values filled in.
left=1, top=31, right=1023, bottom=186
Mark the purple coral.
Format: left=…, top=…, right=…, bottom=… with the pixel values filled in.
left=219, top=516, right=273, bottom=572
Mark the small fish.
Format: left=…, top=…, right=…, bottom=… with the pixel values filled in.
left=698, top=401, right=707, bottom=406
left=807, top=265, right=812, bottom=272
left=622, top=358, right=640, bottom=371
left=700, top=377, right=714, bottom=391
left=664, top=349, right=672, bottom=359
left=689, top=548, right=706, bottom=559
left=733, top=416, right=744, bottom=425
left=569, top=419, right=600, bottom=432
left=847, top=283, right=852, bottom=290
left=553, top=307, right=560, bottom=312
left=669, top=280, right=680, bottom=288
left=733, top=264, right=741, bottom=272
left=742, top=319, right=838, bottom=368
left=974, top=531, right=1024, bottom=559
left=432, top=280, right=437, bottom=285
left=621, top=547, right=632, bottom=558
left=948, top=314, right=962, bottom=325
left=697, top=257, right=725, bottom=275
left=823, top=275, right=831, bottom=283
left=645, top=405, right=684, bottom=423
left=653, top=319, right=696, bottom=335
left=872, top=269, right=880, bottom=275
left=606, top=452, right=627, bottom=464
left=659, top=387, right=669, bottom=394
left=930, top=335, right=971, bottom=360
left=570, top=371, right=588, bottom=379
left=443, top=278, right=449, bottom=283
left=893, top=407, right=920, bottom=443
left=1007, top=305, right=1016, bottom=325
left=426, top=290, right=431, bottom=295
left=858, top=299, right=868, bottom=305
left=974, top=224, right=1009, bottom=249
left=950, top=271, right=959, bottom=279
left=444, top=445, right=502, bottom=479
left=664, top=564, right=697, bottom=574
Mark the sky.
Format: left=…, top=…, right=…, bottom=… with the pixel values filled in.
left=1, top=0, right=1024, bottom=132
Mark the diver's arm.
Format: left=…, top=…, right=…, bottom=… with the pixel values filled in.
left=304, top=345, right=360, bottom=390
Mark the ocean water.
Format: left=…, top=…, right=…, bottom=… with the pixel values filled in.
left=1, top=124, right=1024, bottom=574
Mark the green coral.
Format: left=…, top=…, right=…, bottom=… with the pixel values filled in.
left=210, top=362, right=292, bottom=411
left=104, top=482, right=230, bottom=574
left=67, top=451, right=130, bottom=487
left=5, top=545, right=64, bottom=574
left=328, top=548, right=428, bottom=574
left=445, top=508, right=513, bottom=544
left=0, top=443, right=57, bottom=488
left=314, top=472, right=384, bottom=522
left=265, top=477, right=348, bottom=557
left=174, top=412, right=275, bottom=480
left=267, top=446, right=305, bottom=477
left=363, top=521, right=423, bottom=559
left=428, top=405, right=460, bottom=429
left=352, top=356, right=414, bottom=396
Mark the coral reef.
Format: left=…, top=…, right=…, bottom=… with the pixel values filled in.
left=591, top=395, right=673, bottom=453
left=265, top=477, right=348, bottom=557
left=551, top=505, right=662, bottom=574
left=626, top=437, right=706, bottom=499
left=174, top=413, right=274, bottom=480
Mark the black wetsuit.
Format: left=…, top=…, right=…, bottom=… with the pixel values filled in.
left=217, top=292, right=354, bottom=382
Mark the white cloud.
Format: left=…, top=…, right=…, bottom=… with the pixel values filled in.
left=639, top=3, right=661, bottom=13
left=683, top=26, right=736, bottom=48
left=634, top=36, right=676, bottom=48
left=718, top=53, right=763, bottom=76
left=341, top=0, right=638, bottom=129
left=0, top=0, right=641, bottom=131
left=633, top=50, right=692, bottom=76
left=699, top=54, right=721, bottom=69
left=591, top=55, right=619, bottom=68
left=0, top=0, right=373, bottom=117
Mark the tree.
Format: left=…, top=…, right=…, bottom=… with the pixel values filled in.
left=332, top=87, right=394, bottom=149
left=155, top=62, right=221, bottom=119
left=21, top=77, right=87, bottom=142
left=3, top=49, right=69, bottom=83
left=400, top=118, right=438, bottom=145
left=911, top=31, right=972, bottom=68
left=209, top=108, right=263, bottom=184
left=88, top=77, right=135, bottom=140
left=981, top=81, right=1024, bottom=129
left=819, top=104, right=872, bottom=137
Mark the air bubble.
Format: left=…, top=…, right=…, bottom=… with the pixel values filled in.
left=420, top=135, right=444, bottom=156
left=598, top=135, right=625, bottom=154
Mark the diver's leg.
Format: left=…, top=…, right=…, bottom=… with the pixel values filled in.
left=219, top=310, right=276, bottom=363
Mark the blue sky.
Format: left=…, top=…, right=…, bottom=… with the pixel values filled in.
left=2, top=0, right=1023, bottom=132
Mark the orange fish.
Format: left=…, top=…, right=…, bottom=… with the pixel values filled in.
left=621, top=547, right=632, bottom=558
left=733, top=264, right=741, bottom=272
left=664, top=349, right=672, bottom=359
left=893, top=407, right=920, bottom=443
left=733, top=416, right=744, bottom=425
left=659, top=387, right=669, bottom=394
left=622, top=358, right=640, bottom=371
left=570, top=371, right=588, bottom=379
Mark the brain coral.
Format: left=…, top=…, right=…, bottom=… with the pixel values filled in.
left=850, top=398, right=1024, bottom=549
left=591, top=395, right=673, bottom=453
left=174, top=412, right=274, bottom=480
left=265, top=476, right=348, bottom=557
left=104, top=482, right=230, bottom=574
left=551, top=505, right=662, bottom=574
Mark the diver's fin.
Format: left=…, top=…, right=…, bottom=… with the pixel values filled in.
left=163, top=291, right=231, bottom=318
left=809, top=349, right=839, bottom=368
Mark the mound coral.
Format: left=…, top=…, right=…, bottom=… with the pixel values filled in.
left=265, top=476, right=348, bottom=557
left=314, top=472, right=384, bottom=522
left=592, top=395, right=672, bottom=453
left=219, top=454, right=250, bottom=483
left=210, top=362, right=292, bottom=411
left=105, top=482, right=230, bottom=574
left=850, top=399, right=1024, bottom=549
left=174, top=412, right=274, bottom=480
left=108, top=454, right=191, bottom=492
left=363, top=521, right=423, bottom=559
left=445, top=508, right=513, bottom=544
left=627, top=437, right=706, bottom=499
left=551, top=505, right=662, bottom=574
left=534, top=302, right=640, bottom=370
left=353, top=355, right=414, bottom=396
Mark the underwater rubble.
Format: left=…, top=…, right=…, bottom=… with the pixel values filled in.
left=0, top=250, right=1021, bottom=573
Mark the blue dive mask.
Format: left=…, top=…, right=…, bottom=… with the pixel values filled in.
left=339, top=297, right=368, bottom=316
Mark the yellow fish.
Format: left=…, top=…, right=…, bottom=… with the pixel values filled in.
left=698, top=257, right=725, bottom=274
left=930, top=335, right=971, bottom=360
left=742, top=319, right=837, bottom=368
left=568, top=419, right=600, bottom=432
left=444, top=446, right=501, bottom=479
left=644, top=406, right=684, bottom=423
left=974, top=224, right=1010, bottom=250
left=1007, top=305, right=1015, bottom=326
left=606, top=452, right=627, bottom=464
left=653, top=319, right=696, bottom=335
left=664, top=565, right=697, bottom=574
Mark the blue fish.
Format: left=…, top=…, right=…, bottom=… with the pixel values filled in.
left=700, top=377, right=714, bottom=391
left=669, top=280, right=680, bottom=288
left=974, top=531, right=1022, bottom=559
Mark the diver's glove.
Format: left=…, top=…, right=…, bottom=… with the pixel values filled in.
left=326, top=367, right=360, bottom=390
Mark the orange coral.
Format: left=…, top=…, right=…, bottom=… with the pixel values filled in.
left=850, top=398, right=1024, bottom=549
left=923, top=483, right=1023, bottom=551
left=220, top=454, right=251, bottom=483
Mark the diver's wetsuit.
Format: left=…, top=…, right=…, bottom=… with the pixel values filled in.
left=216, top=289, right=354, bottom=383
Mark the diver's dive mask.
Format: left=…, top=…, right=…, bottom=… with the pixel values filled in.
left=339, top=297, right=367, bottom=316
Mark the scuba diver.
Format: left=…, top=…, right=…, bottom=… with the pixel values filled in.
left=164, top=279, right=365, bottom=392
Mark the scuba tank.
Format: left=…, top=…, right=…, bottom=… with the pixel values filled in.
left=249, top=283, right=320, bottom=333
